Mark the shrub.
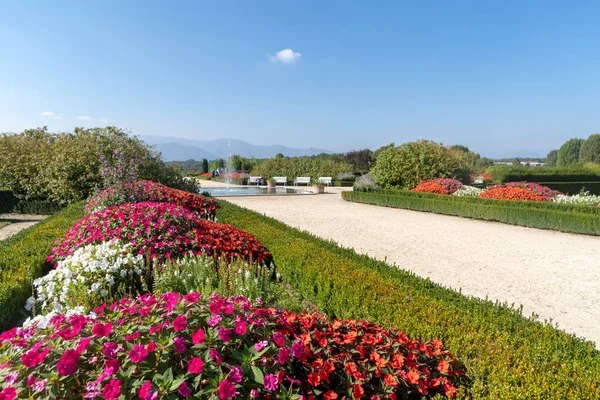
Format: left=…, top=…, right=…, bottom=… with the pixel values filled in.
left=353, top=174, right=379, bottom=192
left=412, top=179, right=463, bottom=195
left=489, top=166, right=600, bottom=183
left=579, top=133, right=600, bottom=164
left=0, top=190, right=15, bottom=213
left=480, top=182, right=560, bottom=201
left=370, top=140, right=469, bottom=189
left=537, top=181, right=600, bottom=195
left=85, top=180, right=218, bottom=219
left=252, top=156, right=352, bottom=181
left=334, top=171, right=356, bottom=181
left=217, top=200, right=600, bottom=398
left=557, top=138, right=584, bottom=167
left=1, top=292, right=463, bottom=399
left=452, top=186, right=483, bottom=197
left=0, top=203, right=87, bottom=331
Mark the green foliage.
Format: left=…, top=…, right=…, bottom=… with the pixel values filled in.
left=0, top=202, right=86, bottom=331
left=489, top=166, right=600, bottom=183
left=537, top=181, right=600, bottom=195
left=202, top=158, right=209, bottom=173
left=557, top=138, right=584, bottom=167
left=227, top=154, right=259, bottom=172
left=0, top=127, right=196, bottom=205
left=370, top=140, right=469, bottom=189
left=0, top=190, right=16, bottom=213
left=579, top=133, right=600, bottom=164
left=344, top=189, right=600, bottom=235
left=545, top=150, right=558, bottom=166
left=216, top=201, right=600, bottom=399
left=252, top=155, right=352, bottom=179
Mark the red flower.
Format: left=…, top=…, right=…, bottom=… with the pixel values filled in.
left=353, top=384, right=364, bottom=399
left=92, top=322, right=112, bottom=337
left=103, top=378, right=121, bottom=400
left=323, top=390, right=338, bottom=400
left=56, top=349, right=80, bottom=376
left=307, top=372, right=321, bottom=386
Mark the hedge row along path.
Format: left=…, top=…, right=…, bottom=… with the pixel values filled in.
left=223, top=187, right=600, bottom=347
left=0, top=214, right=48, bottom=241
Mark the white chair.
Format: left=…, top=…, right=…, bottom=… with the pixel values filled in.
left=294, top=177, right=311, bottom=186
left=248, top=176, right=259, bottom=185
left=273, top=177, right=287, bottom=186
left=318, top=177, right=332, bottom=186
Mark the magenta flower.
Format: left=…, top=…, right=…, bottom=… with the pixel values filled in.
left=254, top=340, right=268, bottom=352
left=264, top=374, right=278, bottom=391
left=192, top=329, right=205, bottom=345
left=188, top=357, right=204, bottom=374
left=209, top=348, right=223, bottom=364
left=218, top=379, right=238, bottom=399
left=218, top=328, right=231, bottom=342
left=229, top=366, right=243, bottom=383
left=57, top=349, right=80, bottom=376
left=291, top=341, right=304, bottom=358
left=173, top=316, right=187, bottom=332
left=234, top=321, right=246, bottom=336
left=178, top=381, right=191, bottom=397
left=102, top=342, right=118, bottom=359
left=129, top=344, right=148, bottom=363
left=103, top=378, right=121, bottom=400
left=173, top=337, right=187, bottom=354
left=273, top=332, right=285, bottom=347
left=208, top=315, right=222, bottom=327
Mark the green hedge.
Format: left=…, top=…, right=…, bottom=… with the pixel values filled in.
left=216, top=201, right=600, bottom=398
left=491, top=166, right=600, bottom=183
left=344, top=190, right=600, bottom=235
left=538, top=181, right=600, bottom=195
left=0, top=202, right=86, bottom=331
left=0, top=190, right=16, bottom=213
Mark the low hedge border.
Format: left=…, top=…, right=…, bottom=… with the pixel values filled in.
left=345, top=190, right=600, bottom=235
left=537, top=181, right=600, bottom=195
left=216, top=201, right=600, bottom=398
left=0, top=190, right=16, bottom=213
left=491, top=166, right=600, bottom=183
left=0, top=190, right=62, bottom=215
left=0, top=202, right=86, bottom=331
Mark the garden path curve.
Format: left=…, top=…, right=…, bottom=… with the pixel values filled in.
left=222, top=188, right=600, bottom=347
left=0, top=214, right=48, bottom=241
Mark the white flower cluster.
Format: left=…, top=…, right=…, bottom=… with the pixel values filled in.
left=452, top=185, right=484, bottom=197
left=29, top=240, right=144, bottom=314
left=553, top=192, right=600, bottom=206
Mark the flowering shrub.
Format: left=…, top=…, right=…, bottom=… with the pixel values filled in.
left=553, top=192, right=600, bottom=207
left=412, top=179, right=463, bottom=195
left=30, top=240, right=145, bottom=315
left=452, top=185, right=483, bottom=197
left=85, top=180, right=218, bottom=220
left=1, top=293, right=463, bottom=399
left=411, top=182, right=450, bottom=195
left=479, top=182, right=561, bottom=202
left=195, top=221, right=273, bottom=265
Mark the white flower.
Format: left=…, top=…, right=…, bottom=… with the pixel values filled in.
left=24, top=296, right=34, bottom=311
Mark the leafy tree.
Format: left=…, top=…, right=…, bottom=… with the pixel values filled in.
left=579, top=134, right=600, bottom=164
left=557, top=138, right=584, bottom=167
left=370, top=140, right=469, bottom=188
left=374, top=143, right=395, bottom=159
left=342, top=149, right=374, bottom=172
left=252, top=155, right=352, bottom=179
left=545, top=150, right=558, bottom=167
left=201, top=158, right=209, bottom=173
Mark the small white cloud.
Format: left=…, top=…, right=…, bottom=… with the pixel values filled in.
left=39, top=111, right=60, bottom=117
left=77, top=116, right=92, bottom=120
left=269, top=48, right=302, bottom=64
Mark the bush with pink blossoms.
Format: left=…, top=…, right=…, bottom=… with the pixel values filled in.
left=483, top=181, right=561, bottom=201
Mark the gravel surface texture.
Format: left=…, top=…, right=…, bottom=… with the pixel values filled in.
left=214, top=183, right=600, bottom=347
left=0, top=214, right=48, bottom=241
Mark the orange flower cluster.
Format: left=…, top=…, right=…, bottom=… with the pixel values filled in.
left=411, top=182, right=450, bottom=195
left=478, top=187, right=545, bottom=202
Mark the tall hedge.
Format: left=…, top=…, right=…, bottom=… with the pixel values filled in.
left=0, top=202, right=86, bottom=330
left=0, top=190, right=15, bottom=213
left=216, top=201, right=600, bottom=399
left=490, top=166, right=600, bottom=183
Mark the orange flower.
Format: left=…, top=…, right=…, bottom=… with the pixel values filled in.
left=352, top=384, right=365, bottom=399
left=406, top=369, right=421, bottom=385
left=323, top=390, right=338, bottom=400
left=437, top=359, right=450, bottom=374
left=307, top=372, right=320, bottom=387
left=383, top=374, right=398, bottom=388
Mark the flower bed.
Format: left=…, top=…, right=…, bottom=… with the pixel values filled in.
left=452, top=185, right=483, bottom=197
left=479, top=182, right=560, bottom=201
left=0, top=293, right=463, bottom=399
left=553, top=192, right=600, bottom=207
left=411, top=179, right=463, bottom=195
left=85, top=180, right=218, bottom=220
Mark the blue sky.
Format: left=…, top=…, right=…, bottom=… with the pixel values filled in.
left=1, top=1, right=599, bottom=158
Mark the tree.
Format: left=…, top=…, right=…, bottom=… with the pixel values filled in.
left=557, top=138, right=584, bottom=167
left=545, top=150, right=558, bottom=167
left=369, top=140, right=469, bottom=189
left=579, top=134, right=600, bottom=164
left=201, top=159, right=209, bottom=173
left=342, top=149, right=374, bottom=172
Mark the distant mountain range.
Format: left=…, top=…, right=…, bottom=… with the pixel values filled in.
left=140, top=135, right=334, bottom=162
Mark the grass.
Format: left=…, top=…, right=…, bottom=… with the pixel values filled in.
left=0, top=221, right=11, bottom=230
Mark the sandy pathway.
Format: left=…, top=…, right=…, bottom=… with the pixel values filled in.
left=0, top=214, right=48, bottom=241
left=221, top=188, right=600, bottom=346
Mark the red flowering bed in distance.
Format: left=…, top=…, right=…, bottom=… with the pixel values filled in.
left=479, top=182, right=561, bottom=202
left=411, top=179, right=463, bottom=195
left=48, top=202, right=271, bottom=266
left=85, top=180, right=219, bottom=220
left=0, top=293, right=463, bottom=399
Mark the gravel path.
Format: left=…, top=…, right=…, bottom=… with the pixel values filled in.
left=0, top=214, right=48, bottom=241
left=221, top=188, right=600, bottom=347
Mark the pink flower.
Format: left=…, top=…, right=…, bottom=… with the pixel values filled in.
left=218, top=379, right=238, bottom=399
left=229, top=366, right=243, bottom=383
left=277, top=348, right=291, bottom=365
left=147, top=341, right=156, bottom=352
left=92, top=322, right=112, bottom=337
left=125, top=331, right=140, bottom=342
left=192, top=329, right=205, bottom=345
left=292, top=341, right=304, bottom=358
left=209, top=348, right=223, bottom=364
left=103, top=342, right=118, bottom=359
left=173, top=337, right=187, bottom=354
left=0, top=387, right=16, bottom=400
left=218, top=328, right=231, bottom=342
left=104, top=359, right=120, bottom=374
left=129, top=344, right=148, bottom=363
left=173, top=316, right=187, bottom=332
left=234, top=321, right=246, bottom=336
left=254, top=340, right=268, bottom=352
left=4, top=371, right=18, bottom=385
left=138, top=381, right=151, bottom=399
left=208, top=315, right=222, bottom=327
left=103, top=379, right=121, bottom=400
left=57, top=349, right=80, bottom=376
left=264, top=374, right=278, bottom=391
left=31, top=378, right=48, bottom=393
left=250, top=389, right=259, bottom=398
left=188, top=357, right=204, bottom=374
left=273, top=332, right=285, bottom=347
left=22, top=346, right=51, bottom=368
left=178, top=381, right=191, bottom=397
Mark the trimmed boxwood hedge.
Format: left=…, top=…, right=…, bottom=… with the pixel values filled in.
left=492, top=166, right=600, bottom=183
left=538, top=181, right=600, bottom=195
left=0, top=190, right=63, bottom=215
left=0, top=202, right=86, bottom=331
left=344, top=190, right=600, bottom=235
left=216, top=201, right=600, bottom=399
left=0, top=190, right=16, bottom=213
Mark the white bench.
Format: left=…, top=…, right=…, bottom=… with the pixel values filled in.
left=294, top=177, right=311, bottom=186
left=318, top=177, right=332, bottom=186
left=273, top=176, right=287, bottom=186
left=248, top=176, right=259, bottom=185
